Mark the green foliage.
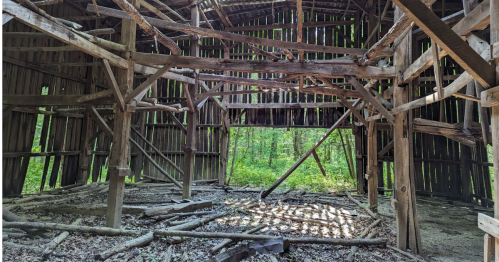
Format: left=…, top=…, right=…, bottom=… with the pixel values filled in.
left=227, top=127, right=356, bottom=192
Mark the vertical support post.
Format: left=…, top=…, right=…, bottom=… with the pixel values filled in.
left=106, top=0, right=136, bottom=229
left=393, top=6, right=416, bottom=251
left=77, top=54, right=97, bottom=183
left=353, top=125, right=364, bottom=194
left=182, top=4, right=200, bottom=199
left=490, top=0, right=499, bottom=260
left=219, top=45, right=231, bottom=185
left=367, top=122, right=378, bottom=211
left=485, top=233, right=495, bottom=262
left=132, top=83, right=151, bottom=182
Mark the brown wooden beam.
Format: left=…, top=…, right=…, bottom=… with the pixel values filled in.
left=392, top=0, right=495, bottom=88
left=132, top=52, right=397, bottom=79
left=87, top=4, right=392, bottom=57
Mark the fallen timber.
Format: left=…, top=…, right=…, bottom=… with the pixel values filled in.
left=154, top=230, right=388, bottom=246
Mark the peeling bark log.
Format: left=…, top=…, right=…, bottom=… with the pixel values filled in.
left=95, top=232, right=154, bottom=260
left=42, top=218, right=82, bottom=257
left=140, top=200, right=212, bottom=218
left=3, top=222, right=142, bottom=236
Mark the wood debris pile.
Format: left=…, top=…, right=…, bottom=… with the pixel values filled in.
left=2, top=181, right=426, bottom=261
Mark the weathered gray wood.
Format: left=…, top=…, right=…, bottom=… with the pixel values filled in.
left=3, top=1, right=128, bottom=68
left=346, top=76, right=395, bottom=125
left=141, top=200, right=212, bottom=218
left=95, top=232, right=154, bottom=260
left=87, top=4, right=392, bottom=57
left=481, top=86, right=499, bottom=107
left=3, top=222, right=142, bottom=236
left=101, top=59, right=126, bottom=111
left=131, top=126, right=184, bottom=175
left=42, top=218, right=82, bottom=257
left=478, top=213, right=499, bottom=238
left=155, top=230, right=387, bottom=246
left=127, top=64, right=174, bottom=103
left=132, top=52, right=396, bottom=79
left=403, top=0, right=491, bottom=83
left=393, top=0, right=495, bottom=88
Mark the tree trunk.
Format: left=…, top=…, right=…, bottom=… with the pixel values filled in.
left=227, top=127, right=241, bottom=185
left=339, top=129, right=355, bottom=179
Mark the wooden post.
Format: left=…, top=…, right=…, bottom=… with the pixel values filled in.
left=490, top=0, right=499, bottom=260
left=182, top=4, right=199, bottom=199
left=393, top=7, right=412, bottom=251
left=367, top=122, right=378, bottom=211
left=106, top=0, right=136, bottom=229
left=219, top=45, right=231, bottom=185
left=353, top=125, right=365, bottom=194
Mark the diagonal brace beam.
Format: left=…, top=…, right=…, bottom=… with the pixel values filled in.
left=392, top=0, right=495, bottom=88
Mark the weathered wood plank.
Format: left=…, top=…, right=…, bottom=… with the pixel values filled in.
left=481, top=86, right=499, bottom=107
left=3, top=1, right=128, bottom=68
left=87, top=4, right=392, bottom=57
left=394, top=0, right=495, bottom=87
left=346, top=76, right=395, bottom=125
left=132, top=52, right=397, bottom=79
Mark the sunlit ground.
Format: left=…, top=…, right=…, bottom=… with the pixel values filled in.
left=217, top=198, right=357, bottom=239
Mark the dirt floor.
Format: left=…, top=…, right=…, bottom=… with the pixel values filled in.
left=2, top=181, right=490, bottom=262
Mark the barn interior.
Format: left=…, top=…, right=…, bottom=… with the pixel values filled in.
left=2, top=0, right=499, bottom=261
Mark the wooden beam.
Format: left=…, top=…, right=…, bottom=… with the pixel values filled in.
left=392, top=6, right=410, bottom=252
left=403, top=0, right=491, bottom=83
left=318, top=77, right=368, bottom=126
left=346, top=76, right=395, bottom=125
left=479, top=213, right=499, bottom=238
left=195, top=81, right=226, bottom=103
left=261, top=99, right=362, bottom=198
left=361, top=0, right=435, bottom=65
left=367, top=121, right=378, bottom=211
left=392, top=0, right=495, bottom=88
left=431, top=41, right=444, bottom=98
left=111, top=0, right=181, bottom=55
left=210, top=0, right=233, bottom=28
left=183, top=4, right=200, bottom=200
left=391, top=42, right=498, bottom=115
left=225, top=102, right=349, bottom=109
left=134, top=64, right=195, bottom=84
left=87, top=4, right=392, bottom=57
left=165, top=111, right=187, bottom=134
left=198, top=74, right=295, bottom=89
left=312, top=149, right=327, bottom=177
left=3, top=95, right=114, bottom=106
left=126, top=64, right=174, bottom=103
left=248, top=45, right=281, bottom=61
left=101, top=59, right=126, bottom=112
left=481, top=86, right=499, bottom=107
left=227, top=20, right=354, bottom=32
left=132, top=52, right=397, bottom=79
left=3, top=1, right=128, bottom=68
left=377, top=140, right=394, bottom=158
left=131, top=126, right=184, bottom=175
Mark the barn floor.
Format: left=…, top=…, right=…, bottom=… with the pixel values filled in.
left=2, top=181, right=490, bottom=262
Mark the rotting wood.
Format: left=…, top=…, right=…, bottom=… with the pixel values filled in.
left=346, top=76, right=395, bottom=125
left=154, top=230, right=387, bottom=246
left=95, top=232, right=154, bottom=260
left=3, top=1, right=128, bottom=68
left=392, top=0, right=495, bottom=88
left=87, top=4, right=392, bottom=57
left=403, top=0, right=491, bottom=83
left=132, top=52, right=397, bottom=79
left=3, top=222, right=143, bottom=236
left=141, top=200, right=212, bottom=218
left=360, top=0, right=435, bottom=65
left=345, top=192, right=378, bottom=219
left=210, top=225, right=267, bottom=254
left=42, top=218, right=82, bottom=258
